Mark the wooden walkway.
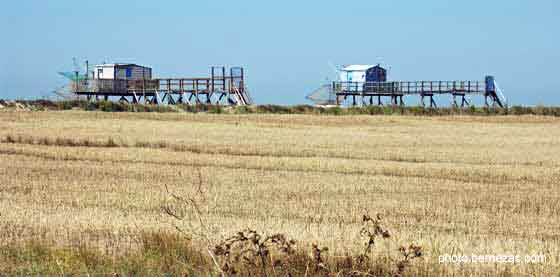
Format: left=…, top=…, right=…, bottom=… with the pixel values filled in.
left=333, top=80, right=503, bottom=107
left=73, top=67, right=253, bottom=106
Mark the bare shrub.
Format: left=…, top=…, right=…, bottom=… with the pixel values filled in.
left=212, top=229, right=296, bottom=275
left=161, top=170, right=422, bottom=276
left=394, top=244, right=423, bottom=277
left=161, top=169, right=226, bottom=275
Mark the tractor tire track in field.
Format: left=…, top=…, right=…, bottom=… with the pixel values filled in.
left=0, top=146, right=556, bottom=188
left=1, top=134, right=557, bottom=168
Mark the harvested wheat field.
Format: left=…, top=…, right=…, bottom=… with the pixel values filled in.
left=0, top=111, right=559, bottom=276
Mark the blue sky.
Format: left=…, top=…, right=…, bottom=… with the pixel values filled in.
left=1, top=0, right=558, bottom=105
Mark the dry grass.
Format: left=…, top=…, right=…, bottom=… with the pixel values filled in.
left=0, top=111, right=559, bottom=275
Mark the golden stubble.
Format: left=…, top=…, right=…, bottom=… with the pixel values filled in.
left=0, top=111, right=558, bottom=275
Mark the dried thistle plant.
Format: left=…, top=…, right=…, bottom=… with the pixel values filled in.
left=394, top=244, right=423, bottom=277
left=311, top=243, right=329, bottom=272
left=212, top=229, right=296, bottom=275
left=357, top=213, right=391, bottom=264
left=162, top=181, right=424, bottom=277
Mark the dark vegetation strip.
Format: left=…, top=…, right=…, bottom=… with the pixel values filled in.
left=8, top=99, right=560, bottom=116
left=1, top=134, right=556, bottom=168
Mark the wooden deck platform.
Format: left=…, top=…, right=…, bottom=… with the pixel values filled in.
left=72, top=67, right=253, bottom=106
left=333, top=80, right=503, bottom=107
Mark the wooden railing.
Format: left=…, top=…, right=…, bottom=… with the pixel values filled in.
left=335, top=81, right=485, bottom=95
left=73, top=77, right=244, bottom=95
